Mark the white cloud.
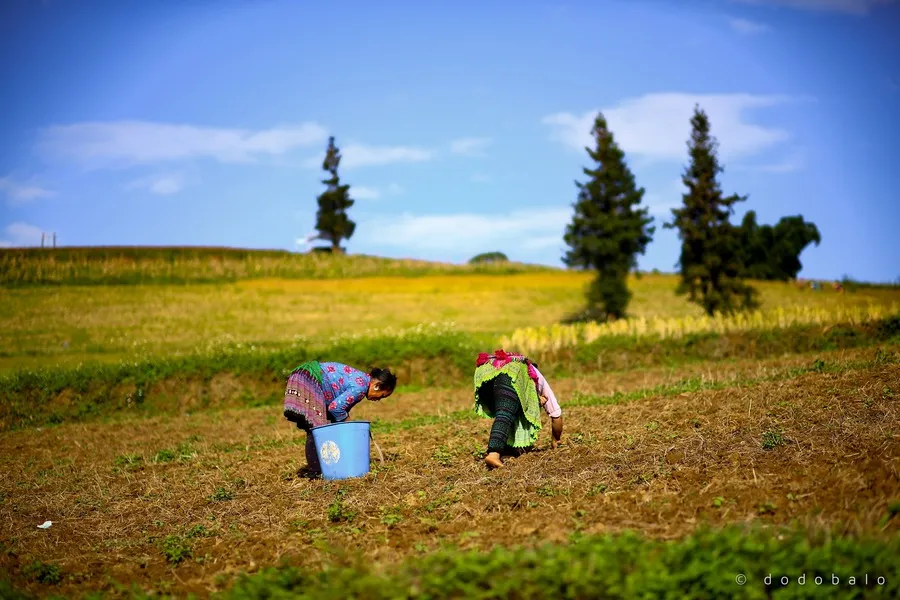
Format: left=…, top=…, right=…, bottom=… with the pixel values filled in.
left=450, top=137, right=492, bottom=157
left=304, top=144, right=434, bottom=170
left=342, top=144, right=434, bottom=168
left=0, top=175, right=56, bottom=205
left=730, top=0, right=896, bottom=15
left=734, top=150, right=806, bottom=173
left=350, top=183, right=404, bottom=200
left=295, top=231, right=320, bottom=250
left=36, top=120, right=329, bottom=167
left=352, top=186, right=381, bottom=200
left=470, top=173, right=492, bottom=183
left=521, top=236, right=563, bottom=250
left=542, top=92, right=796, bottom=162
left=150, top=176, right=184, bottom=195
left=38, top=120, right=438, bottom=173
left=126, top=172, right=189, bottom=195
left=356, top=207, right=571, bottom=254
left=729, top=17, right=771, bottom=33
left=0, top=222, right=45, bottom=247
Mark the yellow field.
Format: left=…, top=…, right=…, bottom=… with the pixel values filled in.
left=2, top=273, right=898, bottom=370
left=504, top=303, right=900, bottom=353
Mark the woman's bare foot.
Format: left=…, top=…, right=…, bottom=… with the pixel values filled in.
left=484, top=452, right=503, bottom=469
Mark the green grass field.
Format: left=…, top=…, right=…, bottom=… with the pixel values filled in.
left=1, top=249, right=899, bottom=599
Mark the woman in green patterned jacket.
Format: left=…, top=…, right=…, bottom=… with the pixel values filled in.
left=474, top=350, right=563, bottom=469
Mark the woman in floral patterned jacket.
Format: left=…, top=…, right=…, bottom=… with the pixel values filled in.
left=283, top=361, right=396, bottom=474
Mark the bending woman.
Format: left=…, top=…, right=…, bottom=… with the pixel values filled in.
left=473, top=350, right=563, bottom=469
left=283, top=361, right=396, bottom=474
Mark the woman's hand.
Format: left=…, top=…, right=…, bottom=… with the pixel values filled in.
left=550, top=415, right=563, bottom=449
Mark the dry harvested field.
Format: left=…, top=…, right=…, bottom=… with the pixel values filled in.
left=1, top=347, right=898, bottom=598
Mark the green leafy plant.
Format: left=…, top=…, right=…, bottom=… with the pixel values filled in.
left=431, top=446, right=454, bottom=467
left=208, top=487, right=234, bottom=502
left=23, top=561, right=62, bottom=584
left=161, top=535, right=192, bottom=564
left=327, top=489, right=356, bottom=523
left=380, top=510, right=403, bottom=528
left=588, top=483, right=608, bottom=496
left=761, top=429, right=786, bottom=450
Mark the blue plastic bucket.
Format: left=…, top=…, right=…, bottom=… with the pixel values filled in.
left=310, top=421, right=371, bottom=480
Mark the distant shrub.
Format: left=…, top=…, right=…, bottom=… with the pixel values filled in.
left=469, top=251, right=508, bottom=264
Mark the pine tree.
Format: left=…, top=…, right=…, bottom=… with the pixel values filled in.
left=664, top=105, right=757, bottom=315
left=315, top=137, right=355, bottom=253
left=563, top=113, right=655, bottom=321
left=738, top=211, right=777, bottom=280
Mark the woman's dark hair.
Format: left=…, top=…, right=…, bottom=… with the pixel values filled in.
left=370, top=367, right=397, bottom=391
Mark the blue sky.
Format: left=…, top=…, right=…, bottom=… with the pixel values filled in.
left=1, top=0, right=898, bottom=282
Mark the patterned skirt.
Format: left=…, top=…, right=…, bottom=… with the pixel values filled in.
left=283, top=361, right=329, bottom=431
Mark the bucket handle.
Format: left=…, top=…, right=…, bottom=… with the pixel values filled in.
left=370, top=431, right=385, bottom=465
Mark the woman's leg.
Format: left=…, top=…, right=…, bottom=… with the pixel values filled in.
left=305, top=429, right=322, bottom=474
left=485, top=374, right=521, bottom=468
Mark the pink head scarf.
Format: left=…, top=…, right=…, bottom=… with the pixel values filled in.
left=475, top=349, right=541, bottom=386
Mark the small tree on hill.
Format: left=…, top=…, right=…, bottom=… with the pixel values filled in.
left=664, top=105, right=757, bottom=315
left=563, top=113, right=655, bottom=321
left=315, top=137, right=355, bottom=253
left=738, top=211, right=821, bottom=281
left=769, top=215, right=821, bottom=280
left=469, top=251, right=509, bottom=264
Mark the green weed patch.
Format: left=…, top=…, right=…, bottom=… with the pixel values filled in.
left=219, top=524, right=900, bottom=599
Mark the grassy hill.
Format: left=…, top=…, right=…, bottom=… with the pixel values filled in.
left=0, top=246, right=555, bottom=286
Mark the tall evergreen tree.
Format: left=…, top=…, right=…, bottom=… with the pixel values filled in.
left=664, top=105, right=757, bottom=315
left=563, top=113, right=655, bottom=321
left=738, top=211, right=776, bottom=280
left=315, top=137, right=355, bottom=253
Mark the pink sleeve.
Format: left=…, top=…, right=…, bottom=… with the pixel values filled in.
left=533, top=367, right=562, bottom=418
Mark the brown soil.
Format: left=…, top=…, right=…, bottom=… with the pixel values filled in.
left=1, top=352, right=897, bottom=598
